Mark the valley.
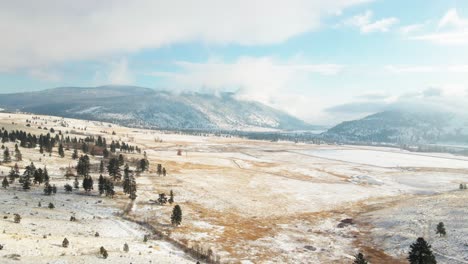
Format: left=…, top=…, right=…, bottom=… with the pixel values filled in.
left=0, top=113, right=467, bottom=263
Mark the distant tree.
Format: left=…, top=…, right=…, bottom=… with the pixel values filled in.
left=14, top=214, right=21, bottom=223
left=62, top=238, right=69, bottom=248
left=158, top=193, right=168, bottom=205
left=157, top=164, right=162, bottom=176
left=39, top=145, right=44, bottom=154
left=162, top=167, right=166, bottom=177
left=123, top=243, right=129, bottom=252
left=48, top=202, right=55, bottom=209
left=103, top=148, right=110, bottom=158
left=408, top=237, right=437, bottom=264
left=3, top=147, right=11, bottom=163
left=2, top=177, right=9, bottom=188
left=8, top=168, right=19, bottom=184
left=139, top=158, right=148, bottom=172
left=82, top=176, right=94, bottom=192
left=436, top=222, right=446, bottom=237
left=171, top=205, right=182, bottom=226
left=58, top=143, right=65, bottom=158
left=73, top=177, right=80, bottom=189
left=98, top=174, right=105, bottom=195
left=100, top=246, right=108, bottom=259
left=99, top=160, right=105, bottom=174
left=14, top=148, right=22, bottom=161
left=72, top=148, right=79, bottom=160
left=22, top=174, right=31, bottom=190
left=107, top=158, right=121, bottom=181
left=43, top=167, right=49, bottom=183
left=64, top=183, right=73, bottom=193
left=44, top=183, right=54, bottom=195
left=353, top=252, right=368, bottom=264
left=76, top=155, right=90, bottom=177
left=118, top=154, right=125, bottom=166
left=460, top=183, right=464, bottom=190
left=168, top=190, right=174, bottom=204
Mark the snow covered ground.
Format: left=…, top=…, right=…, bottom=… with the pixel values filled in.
left=1, top=113, right=467, bottom=263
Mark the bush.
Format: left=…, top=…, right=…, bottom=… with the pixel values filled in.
left=48, top=202, right=55, bottom=209
left=14, top=214, right=21, bottom=223
left=62, top=238, right=69, bottom=248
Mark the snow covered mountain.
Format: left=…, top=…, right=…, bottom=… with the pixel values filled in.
left=0, top=86, right=315, bottom=131
left=323, top=110, right=468, bottom=144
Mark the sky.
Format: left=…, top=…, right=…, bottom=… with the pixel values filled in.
left=1, top=0, right=468, bottom=125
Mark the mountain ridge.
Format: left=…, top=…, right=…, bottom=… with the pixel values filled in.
left=0, top=85, right=316, bottom=131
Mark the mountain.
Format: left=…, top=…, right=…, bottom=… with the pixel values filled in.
left=0, top=85, right=315, bottom=131
left=323, top=110, right=468, bottom=144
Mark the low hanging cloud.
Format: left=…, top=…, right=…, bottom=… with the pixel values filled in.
left=0, top=0, right=369, bottom=72
left=150, top=56, right=344, bottom=122
left=325, top=86, right=468, bottom=122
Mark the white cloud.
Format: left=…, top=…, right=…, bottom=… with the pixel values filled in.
left=399, top=23, right=425, bottom=34
left=385, top=64, right=468, bottom=73
left=107, top=58, right=133, bottom=85
left=150, top=56, right=344, bottom=122
left=412, top=9, right=468, bottom=45
left=0, top=0, right=368, bottom=71
left=344, top=10, right=399, bottom=33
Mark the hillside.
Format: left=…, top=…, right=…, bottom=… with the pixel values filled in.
left=323, top=110, right=468, bottom=144
left=0, top=86, right=314, bottom=131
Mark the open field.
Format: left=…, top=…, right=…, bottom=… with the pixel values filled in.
left=0, top=113, right=467, bottom=263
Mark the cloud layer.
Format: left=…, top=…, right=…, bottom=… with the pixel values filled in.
left=0, top=0, right=368, bottom=71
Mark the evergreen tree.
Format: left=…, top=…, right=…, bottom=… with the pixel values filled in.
left=33, top=168, right=44, bottom=185
left=76, top=155, right=91, bottom=177
left=107, top=158, right=121, bottom=181
left=118, top=154, right=125, bottom=166
left=2, top=176, right=9, bottom=188
left=139, top=158, right=148, bottom=172
left=8, top=168, right=19, bottom=184
left=14, top=148, right=22, bottom=161
left=353, top=252, right=368, bottom=264
left=39, top=145, right=44, bottom=154
left=62, top=238, right=69, bottom=248
left=408, top=237, right=437, bottom=264
left=44, top=183, right=53, bottom=195
left=72, top=148, right=78, bottom=159
left=99, top=160, right=105, bottom=174
left=157, top=164, right=162, bottom=176
left=171, top=205, right=182, bottom=226
left=73, top=177, right=80, bottom=189
left=14, top=214, right=21, bottom=223
left=58, top=143, right=65, bottom=158
left=64, top=183, right=73, bottom=193
left=82, top=176, right=94, bottom=192
left=3, top=147, right=11, bottom=163
left=48, top=202, right=55, bottom=209
left=43, top=166, right=49, bottom=183
left=169, top=190, right=174, bottom=204
left=98, top=174, right=105, bottom=195
left=436, top=222, right=446, bottom=237
left=162, top=167, right=166, bottom=177
left=123, top=243, right=129, bottom=252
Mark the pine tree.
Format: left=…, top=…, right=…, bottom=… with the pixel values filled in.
left=3, top=147, right=11, bottom=163
left=64, top=183, right=73, bottom=193
left=169, top=190, right=174, bottom=204
left=107, top=158, right=121, bottom=181
left=162, top=167, right=166, bottom=177
left=8, top=168, right=19, bottom=184
left=73, top=177, right=80, bottom=189
left=62, top=238, right=69, bottom=248
left=22, top=174, right=31, bottom=190
left=48, top=202, right=55, bottom=209
left=2, top=176, right=9, bottom=188
left=100, top=246, right=108, bottom=259
left=43, top=167, right=49, bottom=183
left=408, top=237, right=437, bottom=264
left=118, top=154, right=125, bottom=166
left=58, top=143, right=65, bottom=158
left=72, top=148, right=78, bottom=159
left=123, top=243, right=129, bottom=252
left=14, top=214, right=21, bottom=223
left=99, top=160, right=105, bottom=174
left=14, top=148, right=22, bottom=161
left=82, top=176, right=94, bottom=192
left=171, top=205, right=182, bottom=226
left=157, top=164, right=162, bottom=176
left=76, top=155, right=90, bottom=177
left=98, top=174, right=105, bottom=195
left=123, top=164, right=131, bottom=194
left=436, top=222, right=446, bottom=237
left=353, top=252, right=368, bottom=264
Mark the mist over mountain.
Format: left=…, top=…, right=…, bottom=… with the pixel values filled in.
left=323, top=110, right=468, bottom=145
left=0, top=85, right=316, bottom=131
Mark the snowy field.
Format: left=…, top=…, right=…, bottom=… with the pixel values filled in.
left=0, top=113, right=467, bottom=263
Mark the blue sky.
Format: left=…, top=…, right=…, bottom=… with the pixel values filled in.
left=1, top=0, right=468, bottom=125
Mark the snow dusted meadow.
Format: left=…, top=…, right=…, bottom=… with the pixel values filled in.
left=0, top=113, right=467, bottom=263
